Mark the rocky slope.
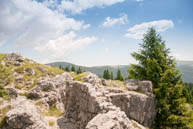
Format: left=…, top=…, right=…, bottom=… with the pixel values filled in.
left=0, top=53, right=156, bottom=129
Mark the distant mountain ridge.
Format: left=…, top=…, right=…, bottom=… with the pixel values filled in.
left=48, top=61, right=193, bottom=83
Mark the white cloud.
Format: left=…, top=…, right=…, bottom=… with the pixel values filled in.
left=0, top=0, right=90, bottom=46
left=102, top=14, right=128, bottom=27
left=58, top=0, right=125, bottom=14
left=35, top=31, right=97, bottom=59
left=125, top=20, right=174, bottom=39
left=136, top=0, right=144, bottom=2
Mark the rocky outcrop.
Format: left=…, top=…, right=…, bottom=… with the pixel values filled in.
left=5, top=53, right=24, bottom=66
left=5, top=53, right=24, bottom=62
left=0, top=62, right=157, bottom=129
left=64, top=80, right=156, bottom=129
left=4, top=97, right=49, bottom=129
left=28, top=72, right=72, bottom=112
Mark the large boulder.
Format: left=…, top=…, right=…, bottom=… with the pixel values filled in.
left=86, top=109, right=134, bottom=129
left=108, top=91, right=156, bottom=126
left=5, top=53, right=24, bottom=62
left=125, top=79, right=153, bottom=95
left=81, top=72, right=102, bottom=86
left=25, top=68, right=35, bottom=76
left=4, top=97, right=49, bottom=129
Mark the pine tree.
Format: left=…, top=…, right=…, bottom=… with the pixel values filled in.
left=103, top=69, right=111, bottom=79
left=128, top=28, right=193, bottom=128
left=65, top=66, right=70, bottom=72
left=77, top=67, right=82, bottom=74
left=110, top=72, right=114, bottom=80
left=59, top=64, right=62, bottom=69
left=103, top=70, right=107, bottom=79
left=116, top=69, right=124, bottom=81
left=71, top=65, right=76, bottom=72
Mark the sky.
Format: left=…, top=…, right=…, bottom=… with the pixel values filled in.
left=0, top=0, right=193, bottom=66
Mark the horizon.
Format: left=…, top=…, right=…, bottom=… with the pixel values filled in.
left=0, top=0, right=193, bottom=66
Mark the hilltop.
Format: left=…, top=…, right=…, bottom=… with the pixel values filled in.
left=0, top=53, right=156, bottom=129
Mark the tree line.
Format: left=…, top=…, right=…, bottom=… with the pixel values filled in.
left=103, top=69, right=124, bottom=81
left=58, top=65, right=85, bottom=74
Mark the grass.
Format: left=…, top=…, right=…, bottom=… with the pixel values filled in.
left=43, top=106, right=63, bottom=117
left=27, top=79, right=38, bottom=90
left=74, top=72, right=89, bottom=81
left=15, top=84, right=24, bottom=89
left=48, top=120, right=55, bottom=126
left=14, top=60, right=64, bottom=81
left=106, top=80, right=125, bottom=87
left=35, top=101, right=45, bottom=108
left=18, top=92, right=28, bottom=97
left=0, top=54, right=7, bottom=62
left=0, top=105, right=10, bottom=128
left=0, top=86, right=10, bottom=100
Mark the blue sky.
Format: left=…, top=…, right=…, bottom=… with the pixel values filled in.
left=0, top=0, right=193, bottom=66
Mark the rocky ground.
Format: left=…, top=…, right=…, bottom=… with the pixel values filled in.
left=0, top=53, right=156, bottom=129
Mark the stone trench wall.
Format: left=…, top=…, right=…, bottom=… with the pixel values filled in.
left=64, top=81, right=156, bottom=129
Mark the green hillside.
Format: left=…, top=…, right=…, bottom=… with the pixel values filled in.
left=48, top=61, right=193, bottom=83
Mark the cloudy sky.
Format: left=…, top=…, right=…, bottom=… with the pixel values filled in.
left=0, top=0, right=193, bottom=66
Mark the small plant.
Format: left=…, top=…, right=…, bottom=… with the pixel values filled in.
left=48, top=120, right=55, bottom=126
left=18, top=92, right=28, bottom=97
left=74, top=72, right=89, bottom=81
left=15, top=84, right=24, bottom=90
left=0, top=85, right=9, bottom=99
left=44, top=106, right=63, bottom=117
left=0, top=64, right=13, bottom=86
left=14, top=67, right=25, bottom=74
left=0, top=105, right=10, bottom=128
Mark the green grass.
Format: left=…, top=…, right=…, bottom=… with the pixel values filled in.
left=0, top=105, right=10, bottom=128
left=0, top=54, right=7, bottom=62
left=106, top=80, right=125, bottom=87
left=43, top=106, right=63, bottom=117
left=74, top=72, right=89, bottom=81
left=15, top=84, right=24, bottom=90
left=0, top=86, right=10, bottom=100
left=18, top=92, right=28, bottom=97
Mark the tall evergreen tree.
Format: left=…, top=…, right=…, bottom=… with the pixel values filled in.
left=128, top=28, right=193, bottom=128
left=65, top=66, right=70, bottom=72
left=110, top=72, right=114, bottom=80
left=59, top=64, right=62, bottom=69
left=103, top=70, right=107, bottom=79
left=116, top=69, right=124, bottom=81
left=103, top=69, right=111, bottom=79
left=71, top=65, right=76, bottom=72
left=77, top=67, right=82, bottom=74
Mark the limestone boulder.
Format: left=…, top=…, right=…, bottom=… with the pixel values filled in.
left=25, top=68, right=35, bottom=76
left=4, top=97, right=49, bottom=129
left=125, top=79, right=153, bottom=94
left=109, top=91, right=156, bottom=126
left=86, top=110, right=135, bottom=129
left=6, top=88, right=18, bottom=98
left=81, top=72, right=102, bottom=86
left=5, top=53, right=24, bottom=62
